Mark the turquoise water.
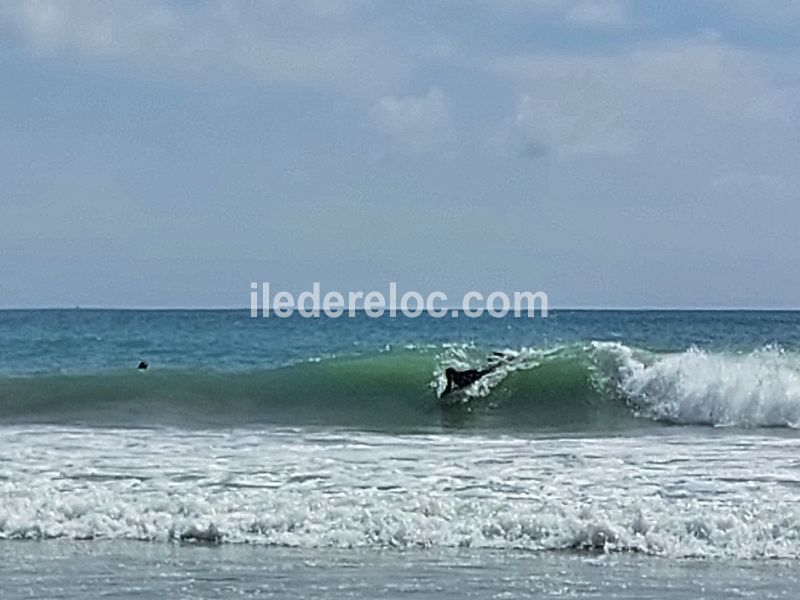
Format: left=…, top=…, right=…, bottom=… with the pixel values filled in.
left=2, top=309, right=800, bottom=430
left=3, top=310, right=800, bottom=597
left=3, top=309, right=800, bottom=375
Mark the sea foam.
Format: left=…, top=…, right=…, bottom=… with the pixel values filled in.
left=594, top=342, right=800, bottom=428
left=2, top=426, right=800, bottom=559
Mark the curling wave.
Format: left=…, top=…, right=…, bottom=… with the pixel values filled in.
left=2, top=343, right=800, bottom=430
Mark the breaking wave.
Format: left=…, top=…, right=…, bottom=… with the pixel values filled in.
left=2, top=342, right=800, bottom=430
left=2, top=426, right=800, bottom=559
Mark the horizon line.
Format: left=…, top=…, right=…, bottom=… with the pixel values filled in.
left=2, top=305, right=800, bottom=312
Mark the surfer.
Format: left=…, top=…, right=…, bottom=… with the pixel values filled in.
left=439, top=352, right=512, bottom=398
left=137, top=361, right=148, bottom=370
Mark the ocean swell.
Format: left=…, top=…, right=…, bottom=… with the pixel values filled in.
left=1, top=343, right=800, bottom=430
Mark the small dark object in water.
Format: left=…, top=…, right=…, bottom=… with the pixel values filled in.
left=138, top=361, right=148, bottom=370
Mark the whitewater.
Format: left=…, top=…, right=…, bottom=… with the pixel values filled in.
left=4, top=310, right=800, bottom=598
left=3, top=425, right=800, bottom=561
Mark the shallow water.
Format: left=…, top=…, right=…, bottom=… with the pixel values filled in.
left=4, top=541, right=800, bottom=599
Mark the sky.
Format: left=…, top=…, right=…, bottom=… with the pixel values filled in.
left=1, top=0, right=799, bottom=309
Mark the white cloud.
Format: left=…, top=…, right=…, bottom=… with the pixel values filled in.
left=566, top=1, right=629, bottom=27
left=494, top=38, right=800, bottom=159
left=512, top=93, right=635, bottom=158
left=718, top=0, right=800, bottom=23
left=627, top=41, right=797, bottom=121
left=472, top=0, right=631, bottom=28
left=0, top=0, right=437, bottom=96
left=372, top=88, right=453, bottom=152
left=2, top=1, right=798, bottom=164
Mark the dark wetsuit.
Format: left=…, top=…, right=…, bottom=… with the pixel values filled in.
left=440, top=366, right=495, bottom=397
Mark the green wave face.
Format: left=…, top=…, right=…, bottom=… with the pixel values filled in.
left=2, top=343, right=800, bottom=432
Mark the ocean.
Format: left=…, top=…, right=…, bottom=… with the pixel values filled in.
left=3, top=309, right=800, bottom=598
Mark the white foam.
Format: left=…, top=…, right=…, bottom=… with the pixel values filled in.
left=2, top=426, right=800, bottom=559
left=594, top=342, right=800, bottom=428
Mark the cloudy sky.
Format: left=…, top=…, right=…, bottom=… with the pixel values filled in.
left=1, top=0, right=799, bottom=308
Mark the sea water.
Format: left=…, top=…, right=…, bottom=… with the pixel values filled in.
left=3, top=309, right=800, bottom=598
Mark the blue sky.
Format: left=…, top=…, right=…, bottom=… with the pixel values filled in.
left=1, top=0, right=799, bottom=308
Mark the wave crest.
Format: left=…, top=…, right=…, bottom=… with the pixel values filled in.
left=3, top=342, right=800, bottom=430
left=596, top=342, right=800, bottom=428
